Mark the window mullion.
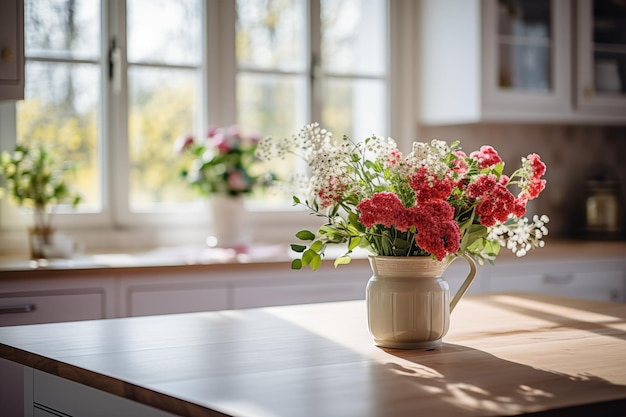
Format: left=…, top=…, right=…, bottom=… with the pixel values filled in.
left=206, top=0, right=236, bottom=127
left=108, top=0, right=131, bottom=227
left=309, top=0, right=322, bottom=123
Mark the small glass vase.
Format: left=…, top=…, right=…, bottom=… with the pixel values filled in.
left=366, top=255, right=476, bottom=349
left=28, top=227, right=53, bottom=261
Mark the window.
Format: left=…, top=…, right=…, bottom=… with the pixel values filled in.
left=0, top=0, right=416, bottom=252
left=236, top=0, right=388, bottom=143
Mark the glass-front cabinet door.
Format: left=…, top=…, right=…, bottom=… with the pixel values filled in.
left=577, top=0, right=626, bottom=118
left=482, top=0, right=571, bottom=119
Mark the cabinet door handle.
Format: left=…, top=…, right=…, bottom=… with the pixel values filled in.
left=0, top=304, right=37, bottom=314
left=1, top=46, right=14, bottom=61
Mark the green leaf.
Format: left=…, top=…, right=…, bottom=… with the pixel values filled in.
left=348, top=236, right=361, bottom=251
left=293, top=195, right=301, bottom=204
left=296, top=230, right=316, bottom=241
left=310, top=240, right=323, bottom=252
left=334, top=256, right=352, bottom=267
left=302, top=249, right=317, bottom=266
left=290, top=244, right=306, bottom=253
left=291, top=259, right=302, bottom=270
left=310, top=254, right=322, bottom=270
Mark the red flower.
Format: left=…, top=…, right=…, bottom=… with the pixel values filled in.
left=470, top=145, right=502, bottom=169
left=513, top=197, right=528, bottom=217
left=526, top=178, right=546, bottom=200
left=467, top=174, right=497, bottom=199
left=527, top=153, right=546, bottom=178
left=409, top=167, right=456, bottom=203
left=356, top=192, right=406, bottom=228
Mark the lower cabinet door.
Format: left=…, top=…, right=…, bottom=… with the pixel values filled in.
left=31, top=369, right=177, bottom=417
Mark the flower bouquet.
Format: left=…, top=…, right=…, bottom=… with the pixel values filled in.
left=175, top=125, right=276, bottom=197
left=0, top=144, right=81, bottom=259
left=258, top=123, right=549, bottom=270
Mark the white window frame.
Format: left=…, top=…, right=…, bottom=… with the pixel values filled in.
left=0, top=0, right=418, bottom=254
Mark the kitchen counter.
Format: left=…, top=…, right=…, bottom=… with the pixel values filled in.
left=1, top=292, right=626, bottom=416
left=0, top=239, right=625, bottom=278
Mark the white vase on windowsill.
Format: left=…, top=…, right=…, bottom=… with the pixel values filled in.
left=207, top=195, right=249, bottom=248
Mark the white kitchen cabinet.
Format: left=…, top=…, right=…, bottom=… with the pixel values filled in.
left=575, top=0, right=626, bottom=119
left=232, top=261, right=372, bottom=309
left=27, top=368, right=177, bottom=417
left=123, top=280, right=230, bottom=317
left=418, top=0, right=626, bottom=125
left=0, top=275, right=116, bottom=326
left=0, top=0, right=24, bottom=100
left=488, top=258, right=626, bottom=302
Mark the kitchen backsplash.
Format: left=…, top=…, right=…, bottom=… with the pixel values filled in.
left=417, top=124, right=626, bottom=240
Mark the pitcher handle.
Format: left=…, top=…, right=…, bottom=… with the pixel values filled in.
left=449, top=254, right=477, bottom=313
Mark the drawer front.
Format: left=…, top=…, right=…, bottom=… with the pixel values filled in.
left=234, top=282, right=366, bottom=309
left=489, top=270, right=624, bottom=302
left=0, top=290, right=104, bottom=326
left=33, top=370, right=177, bottom=417
left=127, top=285, right=229, bottom=317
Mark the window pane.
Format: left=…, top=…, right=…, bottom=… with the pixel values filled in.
left=24, top=0, right=100, bottom=60
left=237, top=72, right=307, bottom=197
left=128, top=67, right=199, bottom=210
left=236, top=0, right=307, bottom=71
left=322, top=78, right=386, bottom=139
left=237, top=73, right=307, bottom=139
left=321, top=0, right=387, bottom=76
left=17, top=62, right=101, bottom=210
left=127, top=0, right=201, bottom=65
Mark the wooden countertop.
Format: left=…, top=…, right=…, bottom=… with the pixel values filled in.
left=1, top=292, right=626, bottom=416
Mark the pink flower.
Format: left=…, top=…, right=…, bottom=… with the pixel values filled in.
left=173, top=135, right=195, bottom=154
left=317, top=177, right=348, bottom=208
left=248, top=131, right=262, bottom=144
left=386, top=149, right=402, bottom=166
left=470, top=145, right=502, bottom=169
left=206, top=126, right=219, bottom=138
left=226, top=170, right=251, bottom=191
left=452, top=150, right=469, bottom=176
left=211, top=132, right=232, bottom=154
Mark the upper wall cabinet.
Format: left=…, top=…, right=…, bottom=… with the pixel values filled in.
left=418, top=0, right=626, bottom=126
left=576, top=0, right=626, bottom=118
left=0, top=0, right=24, bottom=101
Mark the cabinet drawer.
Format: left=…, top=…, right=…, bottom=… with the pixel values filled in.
left=126, top=284, right=229, bottom=317
left=32, top=369, right=176, bottom=417
left=0, top=290, right=104, bottom=326
left=489, top=270, right=624, bottom=302
left=234, top=282, right=366, bottom=309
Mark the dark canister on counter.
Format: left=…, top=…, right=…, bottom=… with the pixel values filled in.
left=585, top=174, right=623, bottom=239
